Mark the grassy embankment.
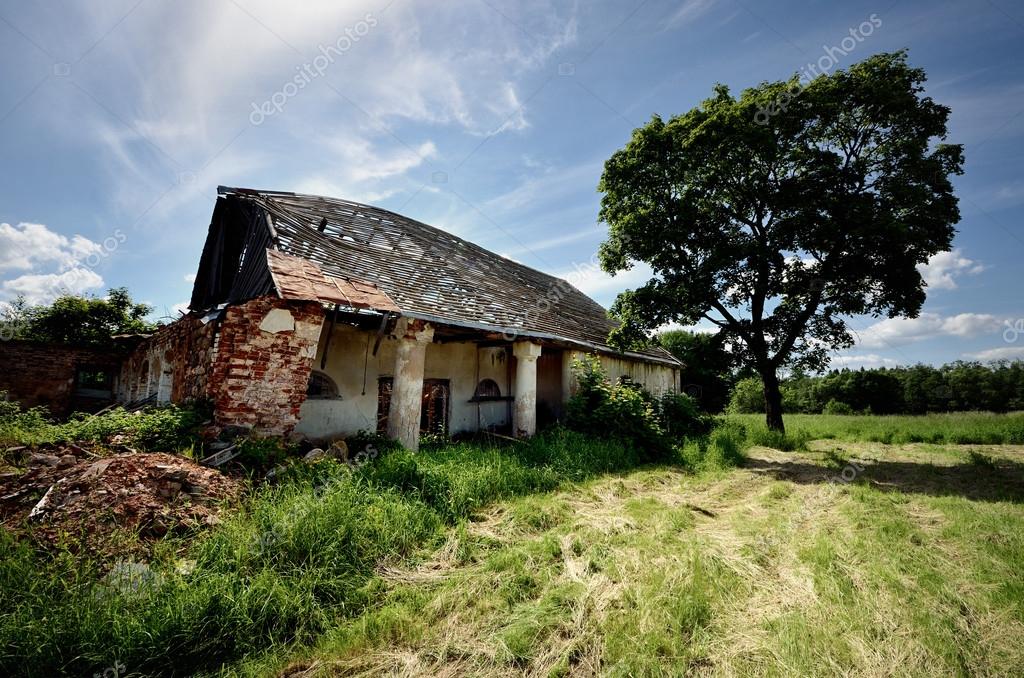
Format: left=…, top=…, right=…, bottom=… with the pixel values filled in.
left=3, top=406, right=1023, bottom=676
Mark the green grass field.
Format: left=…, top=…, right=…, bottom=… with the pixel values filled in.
left=2, top=414, right=1023, bottom=676
left=729, top=411, right=1024, bottom=445
left=237, top=438, right=1024, bottom=677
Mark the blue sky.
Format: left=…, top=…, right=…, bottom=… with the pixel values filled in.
left=1, top=0, right=1022, bottom=369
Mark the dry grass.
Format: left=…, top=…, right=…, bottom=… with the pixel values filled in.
left=264, top=442, right=1024, bottom=678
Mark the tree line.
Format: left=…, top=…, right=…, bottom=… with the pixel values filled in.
left=728, top=362, right=1024, bottom=415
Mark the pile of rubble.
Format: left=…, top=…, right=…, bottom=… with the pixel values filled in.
left=0, top=444, right=242, bottom=551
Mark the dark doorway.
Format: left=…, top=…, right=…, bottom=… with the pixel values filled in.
left=377, top=377, right=451, bottom=437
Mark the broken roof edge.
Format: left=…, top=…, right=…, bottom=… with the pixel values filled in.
left=216, top=185, right=603, bottom=308
left=400, top=310, right=682, bottom=369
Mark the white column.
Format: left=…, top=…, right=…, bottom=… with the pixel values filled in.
left=513, top=341, right=542, bottom=438
left=561, top=350, right=577, bottom=409
left=387, top=318, right=434, bottom=452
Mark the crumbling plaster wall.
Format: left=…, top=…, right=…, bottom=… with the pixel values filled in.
left=561, top=349, right=680, bottom=399
left=296, top=322, right=510, bottom=439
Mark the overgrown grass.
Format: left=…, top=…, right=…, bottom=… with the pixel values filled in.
left=0, top=395, right=207, bottom=452
left=0, top=428, right=740, bottom=677
left=270, top=442, right=1024, bottom=677
left=728, top=411, right=1024, bottom=445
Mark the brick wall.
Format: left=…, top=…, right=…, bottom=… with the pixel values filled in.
left=0, top=341, right=122, bottom=416
left=121, top=296, right=325, bottom=436
left=207, top=298, right=324, bottom=435
left=119, top=312, right=219, bottom=406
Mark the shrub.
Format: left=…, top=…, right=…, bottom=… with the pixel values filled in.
left=0, top=392, right=52, bottom=446
left=727, top=377, right=765, bottom=414
left=565, top=356, right=669, bottom=461
left=0, top=395, right=208, bottom=453
left=677, top=422, right=746, bottom=471
left=656, top=391, right=713, bottom=438
left=823, top=399, right=854, bottom=415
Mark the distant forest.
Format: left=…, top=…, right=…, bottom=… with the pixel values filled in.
left=728, top=362, right=1024, bottom=415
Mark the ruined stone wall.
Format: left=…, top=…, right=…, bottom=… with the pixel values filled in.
left=207, top=297, right=324, bottom=435
left=118, top=313, right=219, bottom=406
left=0, top=341, right=122, bottom=416
left=119, top=296, right=325, bottom=436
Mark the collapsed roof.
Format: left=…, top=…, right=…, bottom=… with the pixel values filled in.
left=189, top=186, right=679, bottom=367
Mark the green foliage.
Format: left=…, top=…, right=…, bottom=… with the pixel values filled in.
left=236, top=436, right=287, bottom=469
left=596, top=51, right=963, bottom=432
left=565, top=356, right=711, bottom=460
left=3, top=287, right=156, bottom=347
left=730, top=361, right=1024, bottom=415
left=657, top=329, right=735, bottom=412
left=728, top=377, right=765, bottom=414
left=746, top=427, right=811, bottom=452
left=0, top=393, right=52, bottom=447
left=678, top=421, right=748, bottom=471
left=657, top=391, right=713, bottom=438
left=823, top=399, right=855, bottom=416
left=0, top=395, right=207, bottom=452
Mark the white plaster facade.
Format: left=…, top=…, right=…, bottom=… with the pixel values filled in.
left=295, top=322, right=681, bottom=440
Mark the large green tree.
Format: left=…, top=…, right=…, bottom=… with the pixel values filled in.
left=597, top=51, right=963, bottom=431
left=1, top=287, right=155, bottom=347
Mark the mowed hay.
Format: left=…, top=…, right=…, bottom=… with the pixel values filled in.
left=291, top=443, right=1024, bottom=677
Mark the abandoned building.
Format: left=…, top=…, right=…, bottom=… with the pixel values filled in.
left=1, top=187, right=681, bottom=450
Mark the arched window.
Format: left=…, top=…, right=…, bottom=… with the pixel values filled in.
left=306, top=371, right=340, bottom=399
left=474, top=378, right=501, bottom=399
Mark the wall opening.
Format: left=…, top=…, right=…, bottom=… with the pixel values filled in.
left=74, top=365, right=113, bottom=399
left=306, top=370, right=340, bottom=399
left=376, top=377, right=450, bottom=437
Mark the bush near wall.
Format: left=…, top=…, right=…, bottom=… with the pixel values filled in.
left=565, top=356, right=712, bottom=460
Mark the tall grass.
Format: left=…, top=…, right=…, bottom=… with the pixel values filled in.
left=728, top=411, right=1024, bottom=446
left=0, top=428, right=739, bottom=676
left=0, top=397, right=206, bottom=452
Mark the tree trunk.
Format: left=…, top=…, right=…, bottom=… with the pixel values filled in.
left=761, top=369, right=785, bottom=433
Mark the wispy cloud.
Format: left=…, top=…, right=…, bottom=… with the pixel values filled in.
left=856, top=312, right=1003, bottom=349
left=665, top=0, right=717, bottom=29
left=917, top=248, right=985, bottom=290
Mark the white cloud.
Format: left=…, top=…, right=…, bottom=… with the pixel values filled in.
left=657, top=322, right=718, bottom=334
left=857, top=312, right=1002, bottom=349
left=967, top=346, right=1024, bottom=362
left=0, top=222, right=102, bottom=273
left=917, top=249, right=984, bottom=290
left=0, top=222, right=107, bottom=304
left=1, top=268, right=105, bottom=305
left=830, top=353, right=900, bottom=369
left=184, top=273, right=196, bottom=283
